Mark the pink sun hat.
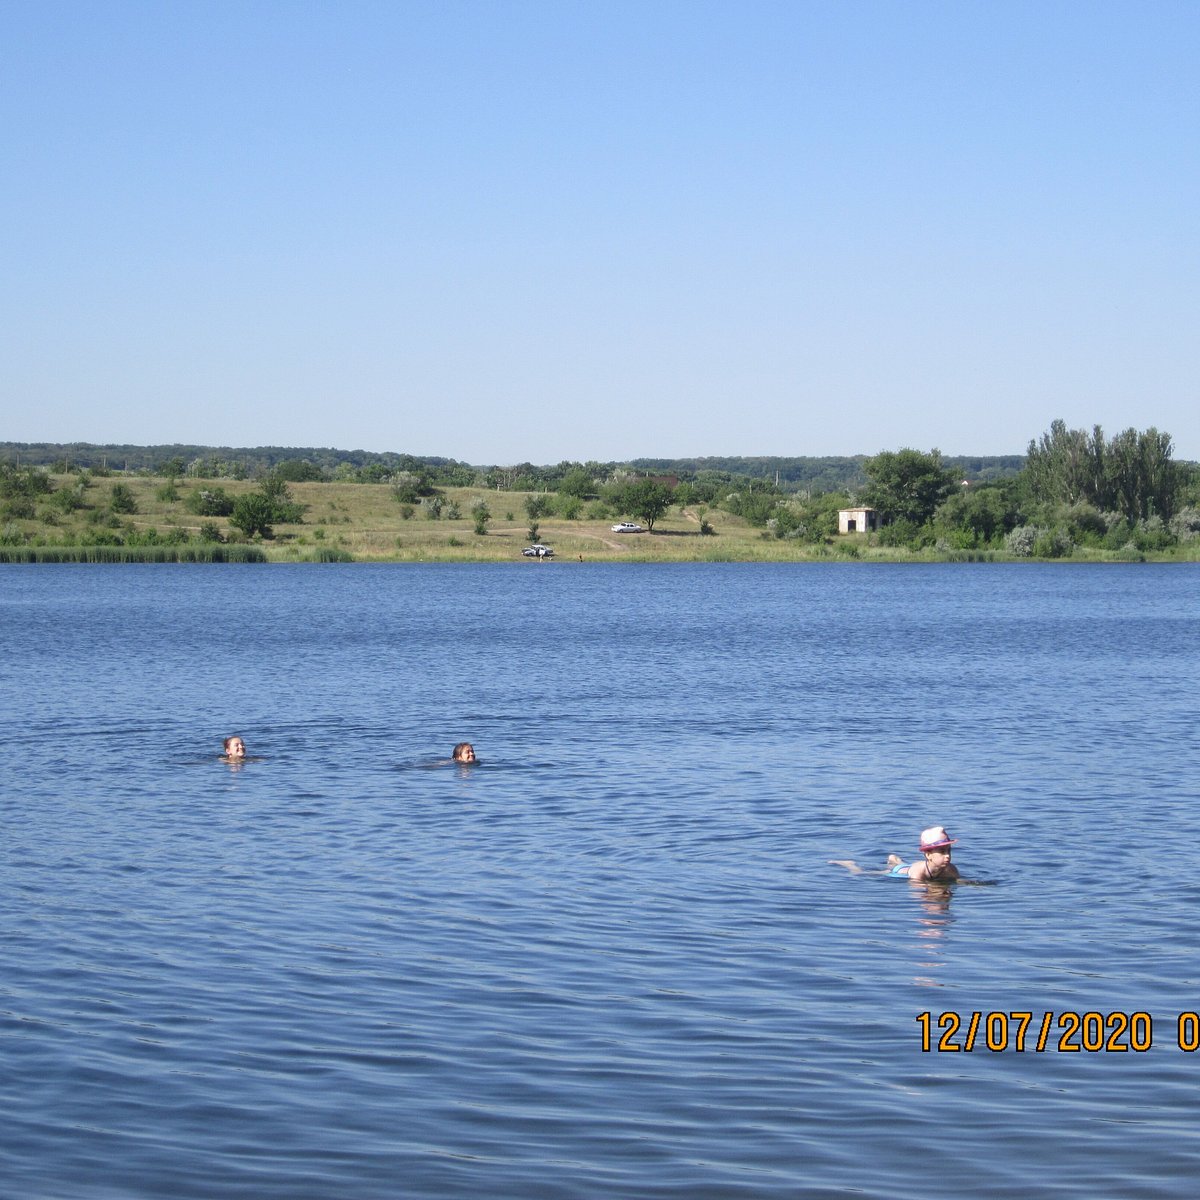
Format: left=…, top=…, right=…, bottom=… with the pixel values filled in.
left=919, top=826, right=957, bottom=852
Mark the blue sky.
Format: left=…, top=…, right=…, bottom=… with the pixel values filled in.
left=3, top=0, right=1196, bottom=464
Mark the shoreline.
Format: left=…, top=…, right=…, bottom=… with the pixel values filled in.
left=4, top=475, right=1198, bottom=565
left=3, top=545, right=1196, bottom=565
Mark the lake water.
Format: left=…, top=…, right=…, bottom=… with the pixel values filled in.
left=2, top=562, right=1199, bottom=1198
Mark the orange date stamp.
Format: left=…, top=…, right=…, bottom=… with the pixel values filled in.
left=915, top=1010, right=1170, bottom=1052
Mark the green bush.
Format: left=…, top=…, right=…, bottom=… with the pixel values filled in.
left=558, top=468, right=596, bottom=498
left=1132, top=515, right=1174, bottom=552
left=229, top=493, right=276, bottom=539
left=273, top=458, right=324, bottom=482
left=472, top=499, right=491, bottom=536
left=109, top=483, right=138, bottom=514
left=185, top=487, right=234, bottom=516
left=1061, top=502, right=1106, bottom=544
left=48, top=486, right=85, bottom=513
left=1102, top=518, right=1133, bottom=549
left=1004, top=526, right=1038, bottom=557
left=877, top=518, right=927, bottom=548
left=723, top=491, right=777, bottom=526
left=391, top=471, right=432, bottom=503
left=1032, top=527, right=1074, bottom=558
left=525, top=495, right=551, bottom=521
left=2, top=497, right=35, bottom=520
left=934, top=531, right=978, bottom=551
left=0, top=465, right=53, bottom=500
left=258, top=475, right=306, bottom=524
left=933, top=485, right=1020, bottom=546
left=126, top=526, right=161, bottom=547
left=81, top=528, right=122, bottom=546
left=1169, top=506, right=1200, bottom=541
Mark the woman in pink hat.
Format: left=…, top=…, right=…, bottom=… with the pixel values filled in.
left=830, top=825, right=960, bottom=881
left=886, top=826, right=959, bottom=882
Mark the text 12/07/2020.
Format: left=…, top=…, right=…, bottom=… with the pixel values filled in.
left=913, top=1011, right=1200, bottom=1053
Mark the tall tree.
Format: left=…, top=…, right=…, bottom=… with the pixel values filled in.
left=1024, top=420, right=1108, bottom=508
left=1107, top=427, right=1181, bottom=522
left=616, top=480, right=675, bottom=532
left=229, top=492, right=276, bottom=539
left=861, top=449, right=956, bottom=526
left=1024, top=420, right=1182, bottom=522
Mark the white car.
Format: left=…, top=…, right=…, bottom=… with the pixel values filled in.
left=611, top=522, right=645, bottom=533
left=522, top=544, right=555, bottom=558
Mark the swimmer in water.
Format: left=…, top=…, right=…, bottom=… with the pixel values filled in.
left=886, top=826, right=960, bottom=882
left=221, top=735, right=246, bottom=762
left=831, top=825, right=961, bottom=882
left=452, top=742, right=476, bottom=763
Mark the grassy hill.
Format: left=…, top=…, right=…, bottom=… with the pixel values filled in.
left=5, top=452, right=1195, bottom=564
left=0, top=468, right=1017, bottom=561
left=2, top=473, right=881, bottom=562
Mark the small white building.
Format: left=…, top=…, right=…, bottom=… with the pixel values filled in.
left=837, top=506, right=878, bottom=534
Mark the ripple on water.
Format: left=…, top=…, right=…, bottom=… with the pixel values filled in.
left=2, top=564, right=1200, bottom=1197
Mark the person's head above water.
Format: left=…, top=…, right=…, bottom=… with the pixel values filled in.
left=452, top=742, right=476, bottom=763
left=223, top=735, right=246, bottom=759
left=917, top=825, right=958, bottom=879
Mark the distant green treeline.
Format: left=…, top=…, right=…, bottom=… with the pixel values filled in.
left=0, top=441, right=1026, bottom=496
